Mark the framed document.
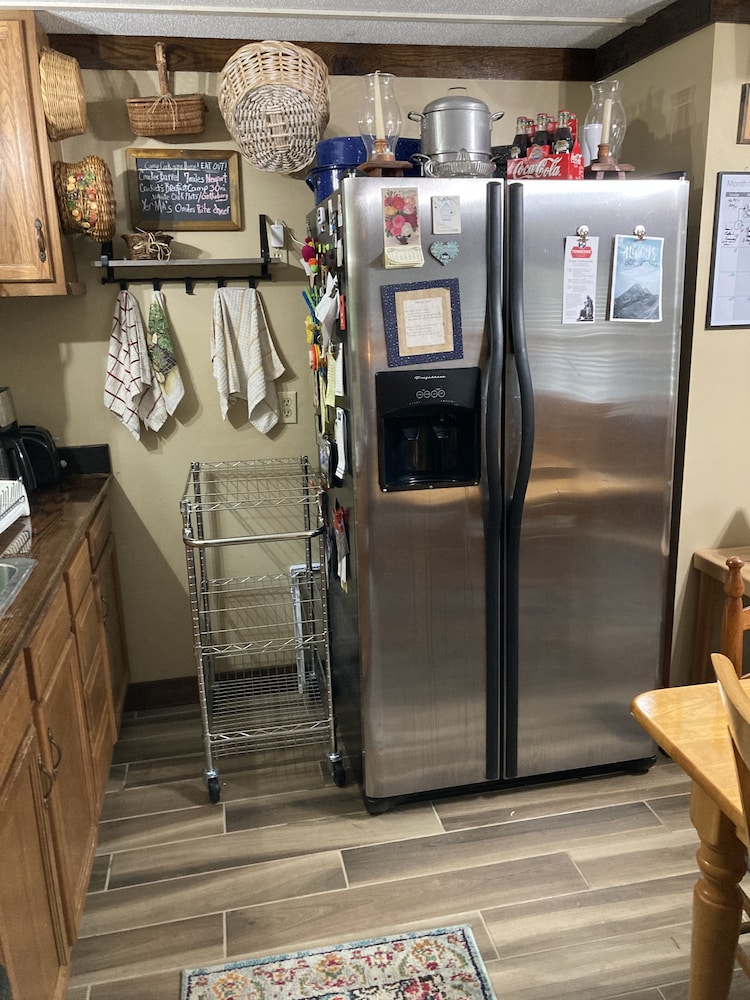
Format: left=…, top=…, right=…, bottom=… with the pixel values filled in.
left=380, top=278, right=463, bottom=367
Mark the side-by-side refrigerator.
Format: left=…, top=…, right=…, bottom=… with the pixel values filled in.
left=318, top=175, right=688, bottom=811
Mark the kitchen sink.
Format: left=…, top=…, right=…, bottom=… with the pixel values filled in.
left=0, top=557, right=36, bottom=616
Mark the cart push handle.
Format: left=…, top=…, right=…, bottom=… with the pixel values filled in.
left=183, top=525, right=325, bottom=548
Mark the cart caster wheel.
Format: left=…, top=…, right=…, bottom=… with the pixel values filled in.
left=207, top=776, right=221, bottom=803
left=331, top=759, right=346, bottom=787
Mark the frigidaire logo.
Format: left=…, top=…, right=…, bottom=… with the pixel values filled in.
left=414, top=375, right=447, bottom=380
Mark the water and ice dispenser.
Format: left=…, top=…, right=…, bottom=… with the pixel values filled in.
left=375, top=367, right=481, bottom=491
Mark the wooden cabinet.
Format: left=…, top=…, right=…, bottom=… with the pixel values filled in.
left=0, top=11, right=81, bottom=296
left=0, top=487, right=128, bottom=995
left=0, top=658, right=67, bottom=1000
left=25, top=582, right=97, bottom=944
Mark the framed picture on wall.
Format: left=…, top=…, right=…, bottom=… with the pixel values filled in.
left=706, top=171, right=750, bottom=328
left=739, top=84, right=750, bottom=144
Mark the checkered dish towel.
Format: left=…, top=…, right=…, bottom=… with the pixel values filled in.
left=211, top=286, right=285, bottom=433
left=104, top=289, right=168, bottom=438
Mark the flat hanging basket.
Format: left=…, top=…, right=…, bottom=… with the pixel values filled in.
left=53, top=155, right=116, bottom=242
left=126, top=42, right=206, bottom=137
left=39, top=47, right=87, bottom=141
left=218, top=40, right=329, bottom=174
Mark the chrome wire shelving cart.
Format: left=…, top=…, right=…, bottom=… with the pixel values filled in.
left=180, top=457, right=343, bottom=802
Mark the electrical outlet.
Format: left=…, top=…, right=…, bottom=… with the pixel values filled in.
left=270, top=248, right=289, bottom=265
left=270, top=222, right=285, bottom=248
left=279, top=391, right=297, bottom=423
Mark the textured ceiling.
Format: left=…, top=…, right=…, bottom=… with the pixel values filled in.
left=1, top=0, right=676, bottom=48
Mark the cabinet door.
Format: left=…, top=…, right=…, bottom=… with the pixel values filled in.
left=0, top=13, right=75, bottom=293
left=0, top=661, right=68, bottom=1000
left=94, top=534, right=130, bottom=726
left=73, top=577, right=115, bottom=805
left=32, top=632, right=97, bottom=945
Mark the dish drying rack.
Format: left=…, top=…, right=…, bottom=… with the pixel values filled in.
left=180, top=457, right=343, bottom=803
left=0, top=479, right=30, bottom=535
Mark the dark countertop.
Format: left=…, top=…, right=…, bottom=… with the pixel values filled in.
left=0, top=475, right=110, bottom=687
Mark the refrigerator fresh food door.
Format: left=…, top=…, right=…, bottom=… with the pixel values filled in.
left=503, top=178, right=688, bottom=779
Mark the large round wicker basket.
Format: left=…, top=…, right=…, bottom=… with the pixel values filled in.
left=219, top=41, right=329, bottom=174
left=39, top=47, right=87, bottom=141
left=53, top=156, right=116, bottom=243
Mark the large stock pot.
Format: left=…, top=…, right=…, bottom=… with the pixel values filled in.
left=408, top=88, right=503, bottom=166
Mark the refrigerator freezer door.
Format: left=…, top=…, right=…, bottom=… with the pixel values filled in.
left=339, top=177, right=493, bottom=802
left=504, top=179, right=688, bottom=779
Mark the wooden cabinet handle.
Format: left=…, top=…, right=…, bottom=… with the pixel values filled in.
left=47, top=728, right=63, bottom=776
left=34, top=218, right=47, bottom=263
left=37, top=755, right=55, bottom=807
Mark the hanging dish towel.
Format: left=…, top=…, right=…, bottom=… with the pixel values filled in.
left=211, top=286, right=285, bottom=433
left=104, top=289, right=167, bottom=438
left=147, top=289, right=184, bottom=416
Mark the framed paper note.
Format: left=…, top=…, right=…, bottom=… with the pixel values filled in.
left=380, top=279, right=463, bottom=367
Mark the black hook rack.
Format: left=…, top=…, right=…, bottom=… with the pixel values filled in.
left=96, top=214, right=275, bottom=292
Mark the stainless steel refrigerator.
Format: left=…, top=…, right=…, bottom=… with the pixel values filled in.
left=317, top=175, right=688, bottom=811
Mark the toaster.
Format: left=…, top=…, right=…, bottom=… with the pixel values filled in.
left=18, top=425, right=65, bottom=488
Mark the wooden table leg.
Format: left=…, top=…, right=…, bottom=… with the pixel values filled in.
left=689, top=783, right=746, bottom=999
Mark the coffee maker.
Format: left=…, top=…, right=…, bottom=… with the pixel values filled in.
left=0, top=387, right=37, bottom=492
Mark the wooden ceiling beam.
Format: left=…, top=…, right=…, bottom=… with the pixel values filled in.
left=47, top=35, right=594, bottom=80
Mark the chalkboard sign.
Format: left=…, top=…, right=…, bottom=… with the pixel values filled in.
left=126, top=148, right=242, bottom=231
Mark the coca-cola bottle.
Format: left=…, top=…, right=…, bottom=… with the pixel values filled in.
left=510, top=117, right=529, bottom=159
left=553, top=110, right=574, bottom=154
left=530, top=113, right=550, bottom=152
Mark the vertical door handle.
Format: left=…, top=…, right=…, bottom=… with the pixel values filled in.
left=47, top=727, right=63, bottom=776
left=34, top=219, right=47, bottom=263
left=37, top=756, right=55, bottom=808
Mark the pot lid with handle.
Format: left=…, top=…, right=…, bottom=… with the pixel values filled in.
left=415, top=87, right=504, bottom=122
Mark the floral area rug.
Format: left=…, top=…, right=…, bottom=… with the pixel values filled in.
left=181, top=925, right=496, bottom=1000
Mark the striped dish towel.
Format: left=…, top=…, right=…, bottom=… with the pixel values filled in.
left=104, top=289, right=167, bottom=438
left=211, top=287, right=285, bottom=433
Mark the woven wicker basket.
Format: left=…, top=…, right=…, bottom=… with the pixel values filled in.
left=39, top=47, right=87, bottom=141
left=126, top=43, right=206, bottom=137
left=53, top=156, right=116, bottom=243
left=219, top=41, right=329, bottom=174
left=122, top=230, right=173, bottom=260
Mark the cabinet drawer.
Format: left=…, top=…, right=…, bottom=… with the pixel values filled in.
left=86, top=501, right=111, bottom=571
left=0, top=656, right=32, bottom=786
left=64, top=539, right=90, bottom=615
left=25, top=584, right=71, bottom=701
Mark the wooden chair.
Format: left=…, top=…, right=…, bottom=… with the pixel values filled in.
left=722, top=556, right=750, bottom=678
left=713, top=650, right=750, bottom=976
left=714, top=557, right=750, bottom=976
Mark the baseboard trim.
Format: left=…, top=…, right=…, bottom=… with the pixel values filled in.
left=124, top=675, right=199, bottom=712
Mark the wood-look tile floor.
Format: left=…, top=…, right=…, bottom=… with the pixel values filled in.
left=66, top=705, right=750, bottom=1000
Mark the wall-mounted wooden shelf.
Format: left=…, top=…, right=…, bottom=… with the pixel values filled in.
left=92, top=215, right=276, bottom=293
